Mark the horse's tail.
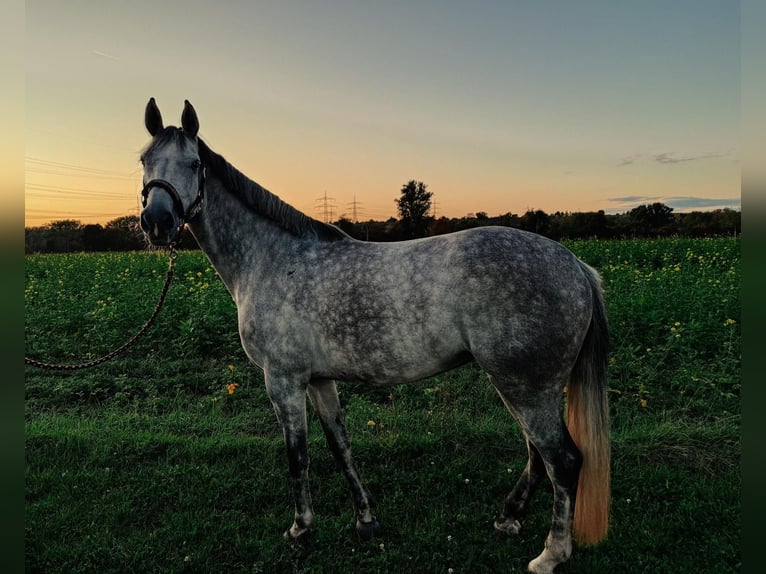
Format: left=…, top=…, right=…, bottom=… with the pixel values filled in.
left=567, top=260, right=611, bottom=546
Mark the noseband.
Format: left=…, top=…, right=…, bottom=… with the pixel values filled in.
left=141, top=165, right=206, bottom=238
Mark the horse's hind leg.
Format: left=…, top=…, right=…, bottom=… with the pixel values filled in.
left=493, top=439, right=546, bottom=534
left=493, top=381, right=582, bottom=574
left=307, top=379, right=381, bottom=539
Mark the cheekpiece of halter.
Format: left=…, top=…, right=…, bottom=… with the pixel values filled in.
left=140, top=166, right=206, bottom=240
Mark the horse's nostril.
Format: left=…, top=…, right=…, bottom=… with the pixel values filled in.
left=160, top=212, right=175, bottom=229
left=140, top=209, right=176, bottom=237
left=140, top=212, right=150, bottom=231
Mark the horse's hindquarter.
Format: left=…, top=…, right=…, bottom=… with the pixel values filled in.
left=264, top=227, right=594, bottom=385
left=453, top=228, right=594, bottom=381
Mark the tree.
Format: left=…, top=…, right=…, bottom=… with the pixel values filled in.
left=105, top=215, right=145, bottom=250
left=48, top=219, right=82, bottom=232
left=45, top=219, right=83, bottom=252
left=395, top=180, right=433, bottom=238
left=105, top=215, right=140, bottom=232
left=520, top=209, right=550, bottom=236
left=334, top=217, right=355, bottom=236
left=629, top=202, right=675, bottom=236
left=555, top=210, right=610, bottom=239
left=82, top=224, right=105, bottom=251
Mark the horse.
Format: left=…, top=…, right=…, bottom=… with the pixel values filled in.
left=138, top=98, right=610, bottom=573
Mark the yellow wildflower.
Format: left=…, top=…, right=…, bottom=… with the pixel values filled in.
left=227, top=383, right=239, bottom=395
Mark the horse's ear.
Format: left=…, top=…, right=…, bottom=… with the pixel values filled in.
left=145, top=97, right=163, bottom=136
left=181, top=100, right=199, bottom=138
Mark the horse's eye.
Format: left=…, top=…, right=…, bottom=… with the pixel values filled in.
left=191, top=159, right=201, bottom=171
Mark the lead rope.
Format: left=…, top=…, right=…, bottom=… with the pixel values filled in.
left=25, top=248, right=178, bottom=371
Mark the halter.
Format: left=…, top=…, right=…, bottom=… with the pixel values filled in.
left=140, top=163, right=206, bottom=239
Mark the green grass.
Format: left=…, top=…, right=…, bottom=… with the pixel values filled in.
left=25, top=238, right=741, bottom=573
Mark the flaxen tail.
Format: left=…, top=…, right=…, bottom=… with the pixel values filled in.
left=567, top=261, right=611, bottom=546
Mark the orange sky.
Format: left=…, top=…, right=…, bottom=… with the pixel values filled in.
left=25, top=1, right=740, bottom=227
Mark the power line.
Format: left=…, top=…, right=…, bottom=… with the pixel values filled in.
left=25, top=211, right=135, bottom=224
left=26, top=168, right=137, bottom=181
left=26, top=184, right=133, bottom=200
left=25, top=156, right=137, bottom=178
left=346, top=196, right=364, bottom=223
left=315, top=191, right=337, bottom=223
left=26, top=209, right=133, bottom=217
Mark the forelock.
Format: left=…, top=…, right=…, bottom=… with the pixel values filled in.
left=141, top=127, right=196, bottom=160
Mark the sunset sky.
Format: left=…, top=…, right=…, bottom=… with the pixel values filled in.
left=25, top=0, right=740, bottom=227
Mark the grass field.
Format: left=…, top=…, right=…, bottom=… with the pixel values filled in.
left=25, top=237, right=741, bottom=573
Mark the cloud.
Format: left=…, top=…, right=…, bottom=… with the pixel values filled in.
left=663, top=196, right=741, bottom=210
left=617, top=154, right=642, bottom=166
left=617, top=150, right=732, bottom=167
left=653, top=152, right=728, bottom=164
left=606, top=195, right=741, bottom=213
left=609, top=195, right=652, bottom=203
left=91, top=50, right=120, bottom=61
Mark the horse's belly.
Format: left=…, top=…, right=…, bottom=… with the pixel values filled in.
left=313, top=326, right=471, bottom=385
left=316, top=354, right=473, bottom=385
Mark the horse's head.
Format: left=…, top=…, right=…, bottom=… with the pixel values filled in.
left=139, top=98, right=205, bottom=246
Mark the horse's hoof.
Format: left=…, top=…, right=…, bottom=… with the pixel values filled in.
left=527, top=560, right=554, bottom=574
left=527, top=548, right=563, bottom=574
left=493, top=516, right=521, bottom=534
left=355, top=519, right=383, bottom=540
left=283, top=524, right=311, bottom=544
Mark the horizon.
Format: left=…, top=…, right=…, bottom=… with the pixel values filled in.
left=24, top=196, right=743, bottom=230
left=25, top=1, right=740, bottom=227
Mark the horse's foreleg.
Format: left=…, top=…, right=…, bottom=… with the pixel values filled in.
left=494, top=439, right=546, bottom=534
left=266, top=373, right=314, bottom=540
left=307, top=379, right=382, bottom=539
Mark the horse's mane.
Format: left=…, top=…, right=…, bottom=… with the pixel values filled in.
left=197, top=138, right=349, bottom=242
left=143, top=127, right=348, bottom=242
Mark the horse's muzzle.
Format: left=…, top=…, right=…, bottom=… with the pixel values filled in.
left=140, top=179, right=186, bottom=245
left=140, top=207, right=180, bottom=246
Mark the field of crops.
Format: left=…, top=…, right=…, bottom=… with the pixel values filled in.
left=25, top=237, right=740, bottom=573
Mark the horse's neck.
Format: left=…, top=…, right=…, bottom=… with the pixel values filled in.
left=187, top=176, right=285, bottom=298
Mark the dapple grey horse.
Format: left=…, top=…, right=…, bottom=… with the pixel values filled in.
left=139, top=98, right=610, bottom=573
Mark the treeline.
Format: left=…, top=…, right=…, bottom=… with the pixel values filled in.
left=25, top=216, right=157, bottom=254
left=25, top=203, right=740, bottom=253
left=347, top=203, right=741, bottom=242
